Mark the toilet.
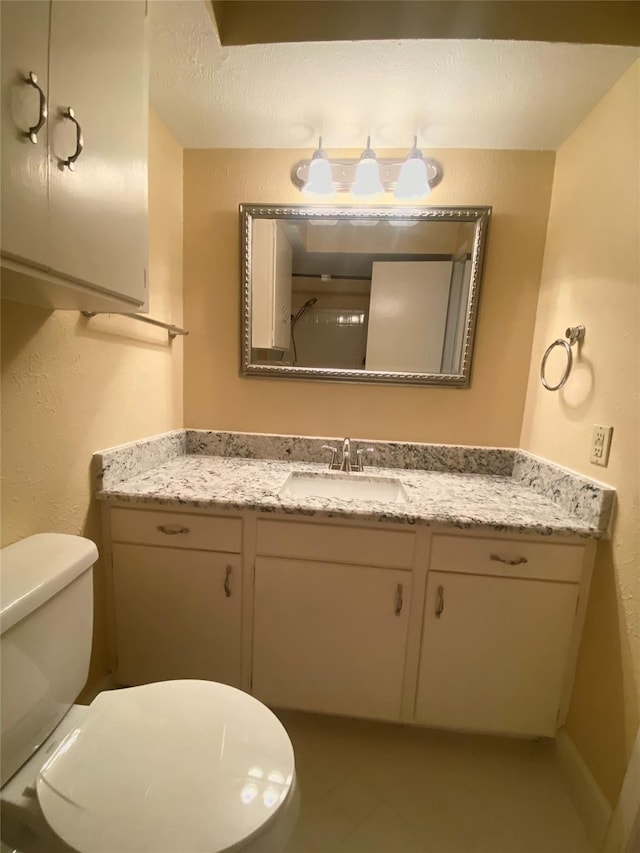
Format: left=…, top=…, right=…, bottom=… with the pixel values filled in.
left=0, top=534, right=298, bottom=853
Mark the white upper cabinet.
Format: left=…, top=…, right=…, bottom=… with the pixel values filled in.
left=1, top=0, right=148, bottom=312
left=0, top=1, right=51, bottom=270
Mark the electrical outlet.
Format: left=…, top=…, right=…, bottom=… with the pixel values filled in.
left=590, top=425, right=613, bottom=467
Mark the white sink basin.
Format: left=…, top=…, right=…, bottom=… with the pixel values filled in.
left=278, top=471, right=408, bottom=503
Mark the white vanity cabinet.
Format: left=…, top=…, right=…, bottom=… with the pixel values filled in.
left=103, top=502, right=595, bottom=739
left=1, top=0, right=148, bottom=312
left=414, top=534, right=591, bottom=737
left=251, top=519, right=416, bottom=721
left=107, top=508, right=243, bottom=688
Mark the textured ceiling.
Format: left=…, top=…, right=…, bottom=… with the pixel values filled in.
left=149, top=0, right=639, bottom=151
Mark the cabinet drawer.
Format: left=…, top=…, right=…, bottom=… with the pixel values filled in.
left=429, top=534, right=584, bottom=582
left=110, top=508, right=242, bottom=553
left=256, top=519, right=415, bottom=569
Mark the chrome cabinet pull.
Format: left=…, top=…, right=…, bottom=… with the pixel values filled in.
left=25, top=71, right=47, bottom=144
left=490, top=554, right=528, bottom=566
left=394, top=583, right=403, bottom=616
left=156, top=525, right=190, bottom=535
left=224, top=566, right=232, bottom=598
left=61, top=107, right=83, bottom=170
left=435, top=585, right=444, bottom=618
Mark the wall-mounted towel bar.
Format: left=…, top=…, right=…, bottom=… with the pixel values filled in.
left=540, top=325, right=585, bottom=391
left=81, top=311, right=188, bottom=341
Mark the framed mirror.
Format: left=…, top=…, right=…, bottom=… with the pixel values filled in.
left=240, top=204, right=491, bottom=387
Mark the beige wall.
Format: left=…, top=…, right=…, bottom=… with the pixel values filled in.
left=184, top=148, right=554, bottom=445
left=0, top=109, right=184, bottom=683
left=520, top=61, right=640, bottom=805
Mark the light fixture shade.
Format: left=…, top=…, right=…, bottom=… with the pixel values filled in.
left=394, top=138, right=431, bottom=200
left=394, top=156, right=430, bottom=200
left=352, top=138, right=383, bottom=199
left=302, top=137, right=335, bottom=197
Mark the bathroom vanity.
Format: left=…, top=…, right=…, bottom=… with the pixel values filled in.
left=96, top=430, right=613, bottom=740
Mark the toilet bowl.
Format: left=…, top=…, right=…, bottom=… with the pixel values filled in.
left=0, top=535, right=298, bottom=853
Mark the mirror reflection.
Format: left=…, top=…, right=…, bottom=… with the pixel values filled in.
left=241, top=205, right=491, bottom=387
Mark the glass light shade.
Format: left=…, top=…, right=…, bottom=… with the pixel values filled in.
left=394, top=156, right=430, bottom=200
left=302, top=156, right=335, bottom=197
left=352, top=157, right=384, bottom=199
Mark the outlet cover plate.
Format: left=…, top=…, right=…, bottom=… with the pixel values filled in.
left=590, top=425, right=613, bottom=467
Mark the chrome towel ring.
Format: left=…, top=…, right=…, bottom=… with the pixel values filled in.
left=540, top=325, right=585, bottom=391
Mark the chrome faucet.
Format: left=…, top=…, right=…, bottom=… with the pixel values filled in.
left=322, top=438, right=374, bottom=472
left=340, top=437, right=352, bottom=472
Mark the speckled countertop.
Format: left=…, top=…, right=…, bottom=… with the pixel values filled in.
left=95, top=431, right=615, bottom=539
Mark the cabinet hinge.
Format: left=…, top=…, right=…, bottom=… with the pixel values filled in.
left=143, top=266, right=148, bottom=289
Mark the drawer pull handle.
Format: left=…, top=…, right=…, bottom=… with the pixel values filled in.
left=25, top=71, right=47, bottom=144
left=490, top=554, right=528, bottom=566
left=435, top=585, right=444, bottom=618
left=157, top=525, right=190, bottom=535
left=61, top=107, right=83, bottom=170
left=394, top=583, right=403, bottom=616
left=224, top=566, right=232, bottom=598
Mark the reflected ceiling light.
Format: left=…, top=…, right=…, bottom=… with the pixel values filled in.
left=301, top=137, right=335, bottom=198
left=292, top=138, right=442, bottom=201
left=352, top=137, right=384, bottom=200
left=394, top=136, right=430, bottom=201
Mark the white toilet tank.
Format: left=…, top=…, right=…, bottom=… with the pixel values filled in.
left=0, top=534, right=98, bottom=787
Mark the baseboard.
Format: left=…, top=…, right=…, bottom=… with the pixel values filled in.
left=556, top=728, right=613, bottom=850
left=604, top=727, right=640, bottom=853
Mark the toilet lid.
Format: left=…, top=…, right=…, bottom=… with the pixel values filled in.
left=36, top=680, right=295, bottom=853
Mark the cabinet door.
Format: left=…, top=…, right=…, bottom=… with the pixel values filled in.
left=253, top=557, right=411, bottom=721
left=415, top=572, right=579, bottom=736
left=48, top=0, right=147, bottom=307
left=0, top=1, right=50, bottom=269
left=112, top=544, right=241, bottom=687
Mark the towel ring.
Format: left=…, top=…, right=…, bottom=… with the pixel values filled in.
left=540, top=325, right=585, bottom=391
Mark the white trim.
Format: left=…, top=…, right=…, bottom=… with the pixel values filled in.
left=604, top=727, right=640, bottom=853
left=556, top=728, right=612, bottom=850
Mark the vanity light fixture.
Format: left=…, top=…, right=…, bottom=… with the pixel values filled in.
left=292, top=136, right=442, bottom=200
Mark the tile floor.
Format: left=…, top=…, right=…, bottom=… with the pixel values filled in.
left=277, top=710, right=594, bottom=853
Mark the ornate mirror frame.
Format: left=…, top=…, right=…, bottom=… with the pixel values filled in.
left=240, top=204, right=491, bottom=387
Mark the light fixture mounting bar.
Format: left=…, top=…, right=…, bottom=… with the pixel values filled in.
left=291, top=158, right=443, bottom=193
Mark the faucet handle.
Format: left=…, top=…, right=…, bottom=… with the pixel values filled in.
left=355, top=447, right=375, bottom=472
left=321, top=444, right=339, bottom=470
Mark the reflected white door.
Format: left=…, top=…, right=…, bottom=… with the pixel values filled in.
left=365, top=260, right=452, bottom=373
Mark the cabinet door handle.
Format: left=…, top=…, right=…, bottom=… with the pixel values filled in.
left=61, top=107, right=83, bottom=170
left=25, top=71, right=47, bottom=144
left=224, top=566, right=232, bottom=598
left=435, top=585, right=445, bottom=618
left=156, top=524, right=190, bottom=535
left=490, top=554, right=528, bottom=566
left=394, top=583, right=403, bottom=616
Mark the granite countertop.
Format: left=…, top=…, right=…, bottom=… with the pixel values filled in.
left=96, top=432, right=615, bottom=539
